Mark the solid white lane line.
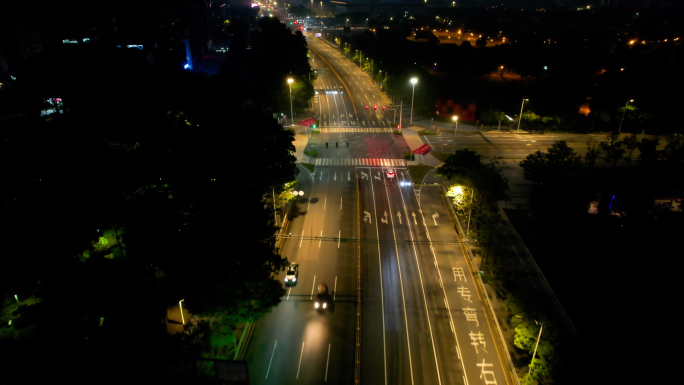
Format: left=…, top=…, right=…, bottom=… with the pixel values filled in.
left=325, top=343, right=331, bottom=381
left=296, top=341, right=305, bottom=379
left=265, top=340, right=277, bottom=379
left=311, top=275, right=317, bottom=300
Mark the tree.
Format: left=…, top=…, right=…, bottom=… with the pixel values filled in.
left=414, top=30, right=439, bottom=45
left=585, top=143, right=600, bottom=169
left=621, top=133, right=639, bottom=160
left=475, top=36, right=488, bottom=48
left=519, top=141, right=582, bottom=187
left=599, top=133, right=625, bottom=167
left=660, top=133, right=684, bottom=166
left=438, top=149, right=508, bottom=242
left=637, top=137, right=660, bottom=166
left=480, top=108, right=506, bottom=127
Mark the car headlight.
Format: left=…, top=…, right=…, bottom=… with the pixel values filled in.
left=315, top=302, right=320, bottom=309
left=292, top=277, right=297, bottom=282
left=322, top=302, right=327, bottom=309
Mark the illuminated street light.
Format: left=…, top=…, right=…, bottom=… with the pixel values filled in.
left=618, top=99, right=634, bottom=133
left=517, top=98, right=529, bottom=131
left=452, top=115, right=458, bottom=153
left=288, top=78, right=294, bottom=126
left=410, top=77, right=418, bottom=123
left=179, top=299, right=185, bottom=325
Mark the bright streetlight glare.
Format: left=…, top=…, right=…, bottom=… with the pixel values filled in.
left=518, top=98, right=529, bottom=131
left=410, top=77, right=418, bottom=123
left=287, top=78, right=294, bottom=127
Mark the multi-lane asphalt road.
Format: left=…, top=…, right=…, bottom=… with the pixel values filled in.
left=245, top=23, right=518, bottom=385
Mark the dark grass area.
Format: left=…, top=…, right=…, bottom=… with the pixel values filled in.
left=504, top=208, right=679, bottom=385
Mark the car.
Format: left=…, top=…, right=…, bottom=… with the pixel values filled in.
left=373, top=105, right=377, bottom=110
left=385, top=169, right=396, bottom=179
left=284, top=263, right=298, bottom=285
left=314, top=283, right=329, bottom=311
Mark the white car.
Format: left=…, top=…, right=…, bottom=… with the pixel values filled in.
left=385, top=169, right=396, bottom=179
left=284, top=263, right=298, bottom=286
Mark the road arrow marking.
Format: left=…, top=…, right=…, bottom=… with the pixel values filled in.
left=374, top=171, right=381, bottom=181
left=361, top=171, right=368, bottom=180
left=412, top=212, right=417, bottom=225
left=432, top=212, right=439, bottom=225
left=334, top=172, right=337, bottom=181
left=397, top=211, right=402, bottom=224
left=363, top=211, right=372, bottom=223
left=348, top=172, right=351, bottom=181
left=381, top=211, right=388, bottom=224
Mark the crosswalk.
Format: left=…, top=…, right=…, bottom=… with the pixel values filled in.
left=314, top=158, right=406, bottom=166
left=317, top=127, right=394, bottom=133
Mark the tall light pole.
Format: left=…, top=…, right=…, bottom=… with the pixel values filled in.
left=366, top=18, right=369, bottom=28
left=346, top=18, right=349, bottom=27
left=288, top=78, right=294, bottom=127
left=410, top=77, right=418, bottom=124
left=179, top=299, right=185, bottom=325
left=528, top=322, right=544, bottom=378
left=452, top=115, right=458, bottom=153
left=517, top=98, right=528, bottom=131
left=618, top=99, right=634, bottom=133
left=320, top=1, right=323, bottom=15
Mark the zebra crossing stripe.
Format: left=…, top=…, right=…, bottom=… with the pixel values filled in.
left=307, top=158, right=407, bottom=166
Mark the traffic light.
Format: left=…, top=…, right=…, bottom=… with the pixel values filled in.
left=312, top=124, right=316, bottom=129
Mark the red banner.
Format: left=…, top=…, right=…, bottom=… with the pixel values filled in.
left=298, top=117, right=316, bottom=127
left=413, top=144, right=432, bottom=155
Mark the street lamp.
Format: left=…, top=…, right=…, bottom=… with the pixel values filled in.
left=452, top=115, right=458, bottom=153
left=517, top=98, right=528, bottom=131
left=528, top=322, right=544, bottom=378
left=346, top=19, right=349, bottom=27
left=320, top=1, right=323, bottom=15
left=618, top=99, right=634, bottom=133
left=366, top=18, right=368, bottom=28
left=287, top=78, right=294, bottom=127
left=410, top=77, right=418, bottom=124
left=179, top=299, right=185, bottom=325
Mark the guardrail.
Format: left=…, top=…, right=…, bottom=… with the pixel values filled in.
left=233, top=322, right=254, bottom=361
